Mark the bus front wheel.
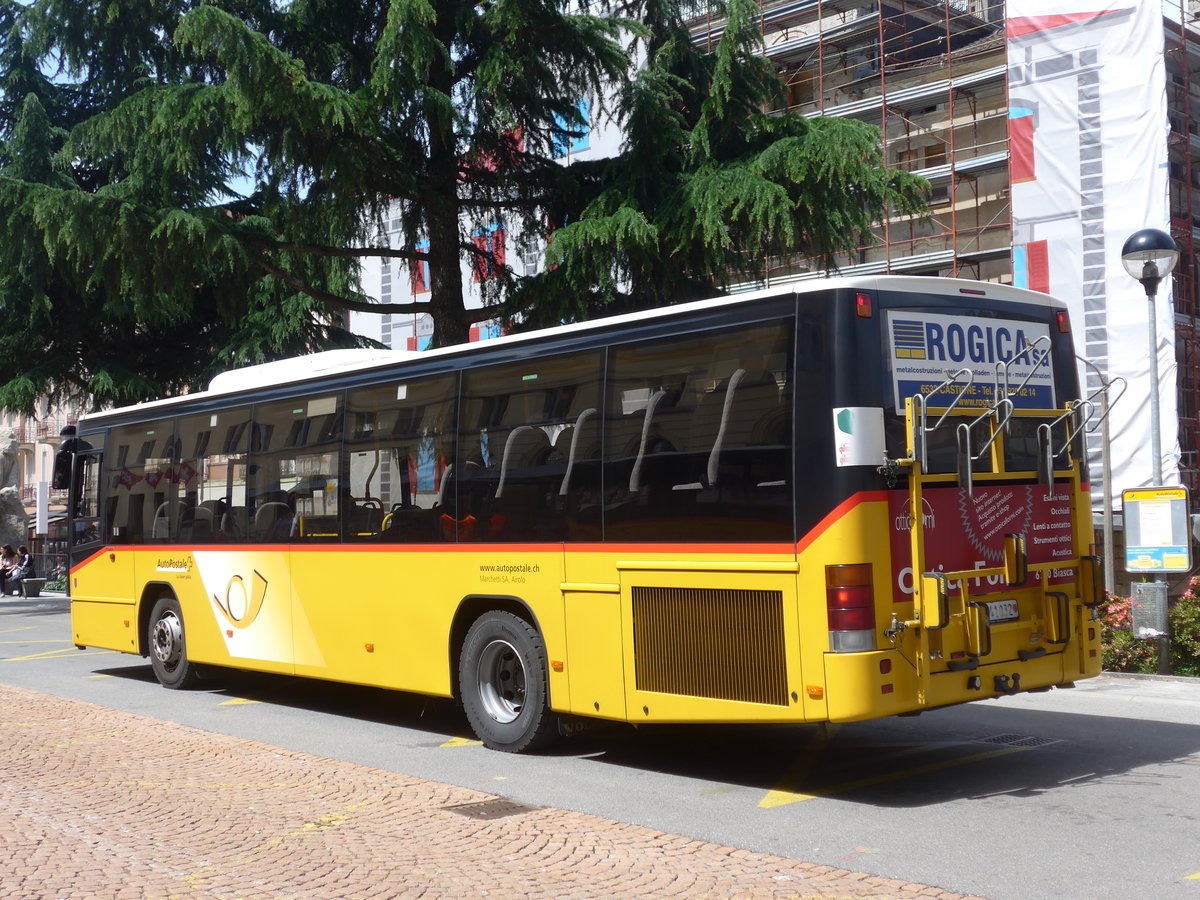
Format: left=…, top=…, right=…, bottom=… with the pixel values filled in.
left=148, top=596, right=202, bottom=690
left=459, top=611, right=557, bottom=752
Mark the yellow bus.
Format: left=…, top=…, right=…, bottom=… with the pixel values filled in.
left=62, top=276, right=1108, bottom=751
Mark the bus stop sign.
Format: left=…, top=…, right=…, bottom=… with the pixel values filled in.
left=1123, top=486, right=1191, bottom=573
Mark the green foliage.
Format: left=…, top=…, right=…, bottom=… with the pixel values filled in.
left=1169, top=578, right=1200, bottom=677
left=1100, top=594, right=1159, bottom=674
left=518, top=0, right=927, bottom=326
left=0, top=0, right=925, bottom=412
left=1100, top=582, right=1200, bottom=676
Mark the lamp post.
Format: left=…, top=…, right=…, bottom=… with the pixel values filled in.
left=1121, top=228, right=1179, bottom=486
left=1120, top=227, right=1180, bottom=676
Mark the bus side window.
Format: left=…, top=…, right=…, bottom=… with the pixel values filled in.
left=605, top=321, right=794, bottom=541
left=247, top=396, right=343, bottom=543
left=106, top=421, right=176, bottom=544
left=458, top=350, right=603, bottom=542
left=174, top=408, right=251, bottom=543
left=345, top=373, right=458, bottom=543
left=558, top=407, right=602, bottom=539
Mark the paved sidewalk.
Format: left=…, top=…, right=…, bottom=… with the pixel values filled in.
left=0, top=683, right=984, bottom=900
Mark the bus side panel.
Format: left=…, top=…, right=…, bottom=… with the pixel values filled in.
left=70, top=548, right=138, bottom=654
left=562, top=547, right=625, bottom=719
left=798, top=494, right=919, bottom=722
left=170, top=548, right=296, bottom=676
left=617, top=561, right=804, bottom=724
left=289, top=546, right=455, bottom=693
left=563, top=585, right=627, bottom=721
left=287, top=547, right=570, bottom=701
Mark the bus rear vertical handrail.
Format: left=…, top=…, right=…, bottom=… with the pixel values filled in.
left=912, top=367, right=973, bottom=470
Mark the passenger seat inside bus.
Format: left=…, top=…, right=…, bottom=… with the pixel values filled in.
left=253, top=502, right=292, bottom=541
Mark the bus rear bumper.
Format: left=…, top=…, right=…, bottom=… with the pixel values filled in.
left=823, top=647, right=1095, bottom=723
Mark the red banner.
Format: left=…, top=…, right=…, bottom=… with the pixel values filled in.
left=887, top=484, right=1076, bottom=603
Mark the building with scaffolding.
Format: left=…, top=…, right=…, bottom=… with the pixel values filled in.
left=677, top=0, right=1200, bottom=512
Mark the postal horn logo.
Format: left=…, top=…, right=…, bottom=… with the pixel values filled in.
left=212, top=570, right=268, bottom=629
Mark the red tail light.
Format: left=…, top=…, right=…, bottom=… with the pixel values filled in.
left=855, top=291, right=873, bottom=318
left=827, top=564, right=877, bottom=652
left=1056, top=309, right=1070, bottom=333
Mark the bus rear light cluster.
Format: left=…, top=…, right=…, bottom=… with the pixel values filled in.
left=826, top=563, right=876, bottom=652
left=854, top=292, right=873, bottom=318
left=1056, top=309, right=1071, bottom=333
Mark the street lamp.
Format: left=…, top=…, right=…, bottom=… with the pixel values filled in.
left=1120, top=227, right=1179, bottom=486
left=1121, top=227, right=1180, bottom=677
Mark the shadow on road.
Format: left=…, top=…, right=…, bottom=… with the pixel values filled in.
left=90, top=659, right=1200, bottom=808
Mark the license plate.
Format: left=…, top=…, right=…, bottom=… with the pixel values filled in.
left=985, top=599, right=1020, bottom=623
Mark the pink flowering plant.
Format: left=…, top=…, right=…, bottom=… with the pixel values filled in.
left=1100, top=577, right=1200, bottom=676
left=1100, top=593, right=1158, bottom=674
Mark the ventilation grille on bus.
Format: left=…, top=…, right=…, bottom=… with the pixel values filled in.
left=631, top=586, right=788, bottom=707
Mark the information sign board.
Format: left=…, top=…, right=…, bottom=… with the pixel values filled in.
left=1123, top=486, right=1191, bottom=573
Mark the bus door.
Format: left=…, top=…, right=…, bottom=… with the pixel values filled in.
left=66, top=448, right=104, bottom=569
left=890, top=334, right=1106, bottom=706
left=68, top=448, right=141, bottom=652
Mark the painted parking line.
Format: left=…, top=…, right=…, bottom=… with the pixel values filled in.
left=760, top=739, right=1031, bottom=808
left=2, top=647, right=115, bottom=662
left=441, top=736, right=484, bottom=748
left=759, top=725, right=840, bottom=808
left=219, top=697, right=262, bottom=706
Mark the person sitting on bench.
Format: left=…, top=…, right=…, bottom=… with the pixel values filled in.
left=8, top=546, right=33, bottom=596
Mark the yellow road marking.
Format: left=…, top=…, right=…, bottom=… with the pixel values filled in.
left=0, top=627, right=34, bottom=635
left=761, top=742, right=1029, bottom=808
left=441, top=736, right=484, bottom=747
left=1185, top=872, right=1200, bottom=880
left=759, top=725, right=841, bottom=808
left=86, top=674, right=112, bottom=679
left=219, top=697, right=261, bottom=706
left=3, top=648, right=114, bottom=662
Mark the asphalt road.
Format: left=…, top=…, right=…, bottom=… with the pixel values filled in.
left=3, top=592, right=1199, bottom=900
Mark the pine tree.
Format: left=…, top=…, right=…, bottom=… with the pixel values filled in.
left=519, top=0, right=928, bottom=325
left=0, top=0, right=924, bottom=411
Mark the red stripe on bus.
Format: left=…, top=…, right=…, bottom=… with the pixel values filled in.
left=795, top=490, right=888, bottom=555
left=71, top=540, right=797, bottom=558
left=68, top=547, right=113, bottom=575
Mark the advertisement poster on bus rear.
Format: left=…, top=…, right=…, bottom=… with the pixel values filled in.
left=887, top=484, right=1075, bottom=604
left=887, top=312, right=1055, bottom=411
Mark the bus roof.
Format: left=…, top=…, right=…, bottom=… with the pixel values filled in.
left=79, top=275, right=1065, bottom=427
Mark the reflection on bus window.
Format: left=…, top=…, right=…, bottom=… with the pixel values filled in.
left=604, top=321, right=794, bottom=541
left=458, top=351, right=604, bottom=542
left=107, top=423, right=176, bottom=544
left=173, top=408, right=251, bottom=542
left=345, top=373, right=458, bottom=543
left=249, top=396, right=344, bottom=543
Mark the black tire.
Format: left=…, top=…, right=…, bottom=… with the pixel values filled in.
left=148, top=596, right=202, bottom=689
left=459, top=611, right=558, bottom=752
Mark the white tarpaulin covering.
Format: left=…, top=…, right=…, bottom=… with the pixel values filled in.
left=1007, top=1, right=1176, bottom=510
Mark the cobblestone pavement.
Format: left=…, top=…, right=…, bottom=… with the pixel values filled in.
left=0, top=683, right=985, bottom=900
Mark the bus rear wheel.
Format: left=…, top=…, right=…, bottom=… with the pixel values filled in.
left=459, top=611, right=557, bottom=753
left=148, top=596, right=202, bottom=689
